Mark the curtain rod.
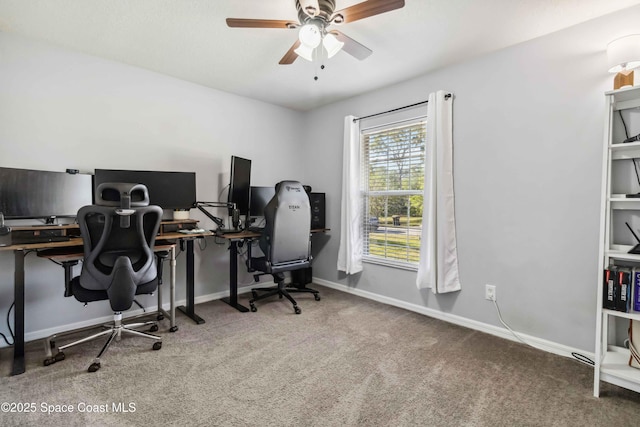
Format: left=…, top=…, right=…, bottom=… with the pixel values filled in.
left=352, top=93, right=452, bottom=123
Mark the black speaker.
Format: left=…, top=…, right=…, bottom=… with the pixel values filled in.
left=309, top=192, right=325, bottom=230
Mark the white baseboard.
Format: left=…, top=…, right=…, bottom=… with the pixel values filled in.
left=313, top=277, right=594, bottom=362
left=17, top=286, right=257, bottom=346
left=13, top=279, right=592, bottom=364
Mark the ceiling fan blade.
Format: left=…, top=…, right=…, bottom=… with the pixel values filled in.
left=279, top=40, right=302, bottom=65
left=226, top=18, right=298, bottom=29
left=333, top=0, right=405, bottom=24
left=331, top=30, right=372, bottom=60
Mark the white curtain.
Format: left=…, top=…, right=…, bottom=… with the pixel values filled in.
left=337, top=115, right=363, bottom=274
left=416, top=90, right=461, bottom=293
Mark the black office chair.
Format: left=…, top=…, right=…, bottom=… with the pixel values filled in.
left=44, top=182, right=163, bottom=372
left=247, top=180, right=319, bottom=314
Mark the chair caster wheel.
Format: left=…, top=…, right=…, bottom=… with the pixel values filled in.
left=55, top=352, right=65, bottom=362
left=169, top=326, right=178, bottom=332
left=314, top=294, right=321, bottom=301
left=149, top=324, right=159, bottom=332
left=279, top=294, right=283, bottom=299
left=250, top=304, right=257, bottom=312
left=43, top=357, right=54, bottom=366
left=157, top=314, right=165, bottom=321
left=294, top=306, right=301, bottom=314
left=153, top=342, right=162, bottom=351
left=88, top=362, right=101, bottom=372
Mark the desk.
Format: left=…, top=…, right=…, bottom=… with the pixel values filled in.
left=1, top=228, right=211, bottom=376
left=215, top=230, right=260, bottom=312
left=156, top=231, right=213, bottom=325
left=215, top=228, right=329, bottom=313
left=38, top=242, right=179, bottom=330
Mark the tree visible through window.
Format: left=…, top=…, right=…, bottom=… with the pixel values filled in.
left=361, top=119, right=426, bottom=267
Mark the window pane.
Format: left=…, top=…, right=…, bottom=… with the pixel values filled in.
left=365, top=124, right=425, bottom=192
left=364, top=194, right=423, bottom=264
left=362, top=119, right=426, bottom=266
left=362, top=119, right=426, bottom=264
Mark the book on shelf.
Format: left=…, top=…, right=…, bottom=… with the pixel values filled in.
left=634, top=269, right=640, bottom=312
left=616, top=268, right=631, bottom=312
left=604, top=266, right=617, bottom=310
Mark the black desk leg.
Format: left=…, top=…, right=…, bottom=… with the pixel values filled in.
left=12, top=250, right=25, bottom=376
left=177, top=239, right=205, bottom=324
left=221, top=240, right=249, bottom=312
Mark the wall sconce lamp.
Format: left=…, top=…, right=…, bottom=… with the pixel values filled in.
left=607, top=34, right=640, bottom=90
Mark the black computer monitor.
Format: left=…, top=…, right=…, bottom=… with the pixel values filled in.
left=0, top=167, right=93, bottom=221
left=93, top=169, right=196, bottom=210
left=249, top=186, right=275, bottom=218
left=227, top=156, right=251, bottom=216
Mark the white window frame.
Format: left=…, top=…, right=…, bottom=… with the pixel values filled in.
left=360, top=116, right=426, bottom=271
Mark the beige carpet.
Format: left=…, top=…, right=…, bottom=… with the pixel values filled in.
left=0, top=285, right=639, bottom=426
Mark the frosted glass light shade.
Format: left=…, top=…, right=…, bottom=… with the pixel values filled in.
left=294, top=43, right=315, bottom=61
left=298, top=24, right=321, bottom=48
left=607, top=35, right=640, bottom=73
left=323, top=33, right=344, bottom=58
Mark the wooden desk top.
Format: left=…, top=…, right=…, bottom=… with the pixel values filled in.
left=215, top=228, right=329, bottom=240
left=0, top=230, right=212, bottom=253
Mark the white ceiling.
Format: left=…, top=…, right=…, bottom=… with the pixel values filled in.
left=1, top=0, right=640, bottom=111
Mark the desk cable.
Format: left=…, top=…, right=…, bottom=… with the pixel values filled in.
left=1, top=302, right=15, bottom=346
left=491, top=298, right=594, bottom=366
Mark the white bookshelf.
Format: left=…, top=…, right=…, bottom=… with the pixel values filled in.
left=596, top=86, right=640, bottom=397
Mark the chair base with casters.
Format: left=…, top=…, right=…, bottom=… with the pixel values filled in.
left=285, top=281, right=321, bottom=302
left=249, top=272, right=302, bottom=314
left=44, top=312, right=161, bottom=372
left=248, top=258, right=318, bottom=314
left=43, top=274, right=162, bottom=372
left=43, top=250, right=170, bottom=369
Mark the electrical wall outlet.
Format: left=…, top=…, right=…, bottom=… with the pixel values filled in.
left=485, top=284, right=496, bottom=301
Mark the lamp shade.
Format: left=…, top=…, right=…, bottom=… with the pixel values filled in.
left=607, top=35, right=640, bottom=73
left=294, top=43, right=315, bottom=61
left=298, top=24, right=321, bottom=48
left=323, top=33, right=344, bottom=58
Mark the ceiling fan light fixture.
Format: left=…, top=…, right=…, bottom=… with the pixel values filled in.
left=294, top=43, right=315, bottom=61
left=299, top=0, right=320, bottom=17
left=323, top=32, right=344, bottom=58
left=298, top=23, right=321, bottom=48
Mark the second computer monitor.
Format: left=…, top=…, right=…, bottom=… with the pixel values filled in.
left=228, top=156, right=251, bottom=216
left=249, top=186, right=276, bottom=218
left=93, top=169, right=196, bottom=210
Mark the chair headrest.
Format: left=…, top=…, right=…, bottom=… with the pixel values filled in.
left=96, top=182, right=150, bottom=209
left=275, top=181, right=305, bottom=196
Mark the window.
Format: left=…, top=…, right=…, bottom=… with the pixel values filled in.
left=361, top=118, right=426, bottom=269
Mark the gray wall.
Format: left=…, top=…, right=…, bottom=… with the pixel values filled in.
left=0, top=32, right=305, bottom=341
left=305, top=6, right=640, bottom=352
left=1, top=5, right=640, bottom=353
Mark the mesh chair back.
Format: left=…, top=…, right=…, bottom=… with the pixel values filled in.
left=76, top=183, right=162, bottom=310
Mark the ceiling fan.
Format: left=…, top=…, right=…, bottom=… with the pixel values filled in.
left=226, top=0, right=405, bottom=64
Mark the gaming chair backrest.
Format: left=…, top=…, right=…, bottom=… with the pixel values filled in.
left=263, top=181, right=311, bottom=265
